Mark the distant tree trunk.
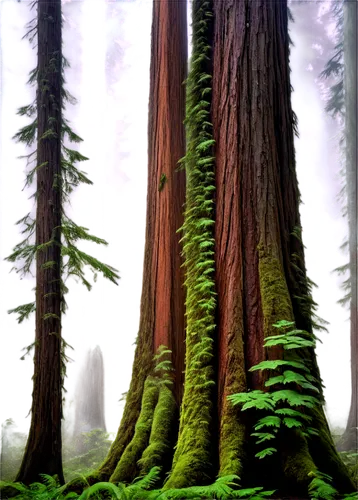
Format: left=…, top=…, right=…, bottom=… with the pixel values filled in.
left=73, top=346, right=106, bottom=452
left=16, top=0, right=64, bottom=485
left=338, top=0, right=358, bottom=454
left=85, top=0, right=355, bottom=497
left=96, top=0, right=187, bottom=482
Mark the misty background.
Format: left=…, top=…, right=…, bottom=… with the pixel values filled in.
left=0, top=0, right=350, bottom=446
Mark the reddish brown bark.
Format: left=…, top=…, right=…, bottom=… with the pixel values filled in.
left=16, top=0, right=64, bottom=485
left=148, top=0, right=187, bottom=398
left=97, top=0, right=187, bottom=481
left=212, top=0, right=292, bottom=411
left=212, top=0, right=354, bottom=493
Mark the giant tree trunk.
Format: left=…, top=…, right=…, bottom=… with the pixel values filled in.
left=338, top=0, right=358, bottom=454
left=16, top=0, right=64, bottom=485
left=89, top=0, right=355, bottom=497
left=96, top=0, right=187, bottom=483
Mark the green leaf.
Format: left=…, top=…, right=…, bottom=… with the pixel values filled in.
left=255, top=448, right=277, bottom=459
left=250, top=359, right=310, bottom=373
left=274, top=407, right=312, bottom=422
left=271, top=390, right=319, bottom=408
left=251, top=432, right=277, bottom=444
left=8, top=302, right=36, bottom=323
left=282, top=417, right=303, bottom=428
left=196, top=139, right=215, bottom=152
left=254, top=416, right=281, bottom=431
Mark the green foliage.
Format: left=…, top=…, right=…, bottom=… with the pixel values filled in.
left=0, top=412, right=278, bottom=500
left=6, top=15, right=119, bottom=400
left=0, top=469, right=276, bottom=500
left=228, top=320, right=322, bottom=459
left=110, top=378, right=159, bottom=483
left=166, top=0, right=216, bottom=488
left=7, top=26, right=120, bottom=316
left=227, top=320, right=358, bottom=500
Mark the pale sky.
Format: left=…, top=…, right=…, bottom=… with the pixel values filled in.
left=0, top=0, right=351, bottom=446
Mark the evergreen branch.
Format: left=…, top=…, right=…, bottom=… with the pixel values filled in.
left=8, top=302, right=36, bottom=324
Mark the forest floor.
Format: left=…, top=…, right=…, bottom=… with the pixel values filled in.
left=0, top=413, right=358, bottom=500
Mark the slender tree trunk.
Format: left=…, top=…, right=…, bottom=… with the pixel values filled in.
left=95, top=0, right=187, bottom=482
left=338, top=0, right=358, bottom=454
left=16, top=0, right=64, bottom=485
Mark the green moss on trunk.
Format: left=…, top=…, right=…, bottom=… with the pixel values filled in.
left=109, top=377, right=159, bottom=484
left=138, top=384, right=177, bottom=475
left=163, top=0, right=216, bottom=489
left=218, top=336, right=247, bottom=478
left=258, top=244, right=293, bottom=339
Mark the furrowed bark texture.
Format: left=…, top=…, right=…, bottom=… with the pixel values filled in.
left=212, top=0, right=354, bottom=494
left=16, top=0, right=64, bottom=485
left=97, top=0, right=187, bottom=482
left=338, top=0, right=358, bottom=454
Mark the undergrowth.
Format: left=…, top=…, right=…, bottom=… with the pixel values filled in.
left=0, top=321, right=358, bottom=500
left=228, top=320, right=358, bottom=500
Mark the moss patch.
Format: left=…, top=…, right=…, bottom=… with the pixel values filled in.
left=219, top=334, right=247, bottom=478
left=138, top=384, right=177, bottom=476
left=219, top=403, right=246, bottom=478
left=109, top=377, right=159, bottom=484
left=258, top=244, right=294, bottom=339
left=164, top=0, right=216, bottom=489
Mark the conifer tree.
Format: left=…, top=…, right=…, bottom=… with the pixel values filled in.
left=321, top=0, right=357, bottom=453
left=6, top=0, right=119, bottom=485
left=76, top=0, right=355, bottom=497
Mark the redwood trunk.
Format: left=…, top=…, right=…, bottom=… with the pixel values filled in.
left=16, top=0, right=64, bottom=485
left=212, top=0, right=354, bottom=493
left=97, top=0, right=187, bottom=481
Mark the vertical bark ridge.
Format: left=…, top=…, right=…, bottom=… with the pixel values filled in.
left=212, top=0, right=248, bottom=478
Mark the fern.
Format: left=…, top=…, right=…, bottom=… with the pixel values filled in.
left=228, top=321, right=322, bottom=459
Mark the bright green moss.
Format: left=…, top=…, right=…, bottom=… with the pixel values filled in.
left=219, top=404, right=246, bottom=478
left=164, top=0, right=216, bottom=489
left=219, top=334, right=247, bottom=477
left=258, top=244, right=294, bottom=338
left=138, top=384, right=177, bottom=475
left=109, top=377, right=159, bottom=484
